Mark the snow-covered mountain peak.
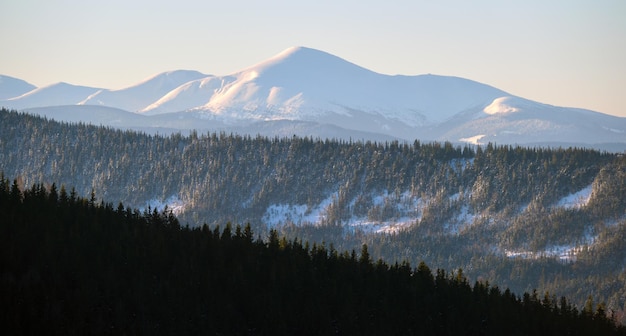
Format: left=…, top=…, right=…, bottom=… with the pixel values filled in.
left=2, top=46, right=625, bottom=149
left=241, top=46, right=375, bottom=81
left=272, top=45, right=307, bottom=58
left=249, top=46, right=345, bottom=68
left=141, top=47, right=351, bottom=116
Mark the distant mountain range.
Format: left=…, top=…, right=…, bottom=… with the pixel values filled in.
left=2, top=46, right=625, bottom=150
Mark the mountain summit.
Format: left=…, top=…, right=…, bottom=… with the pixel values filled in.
left=180, top=46, right=511, bottom=128
left=1, top=46, right=625, bottom=149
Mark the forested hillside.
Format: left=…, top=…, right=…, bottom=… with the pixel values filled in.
left=1, top=108, right=626, bottom=320
left=1, top=179, right=624, bottom=335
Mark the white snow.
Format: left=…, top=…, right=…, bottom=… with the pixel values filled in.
left=143, top=195, right=186, bottom=215
left=505, top=228, right=597, bottom=262
left=262, top=190, right=424, bottom=234
left=141, top=76, right=230, bottom=115
left=262, top=194, right=336, bottom=228
left=80, top=70, right=208, bottom=112
left=505, top=243, right=591, bottom=262
left=459, top=134, right=486, bottom=145
left=505, top=245, right=579, bottom=262
left=556, top=185, right=593, bottom=209
left=483, top=96, right=520, bottom=115
left=504, top=189, right=601, bottom=262
left=444, top=205, right=476, bottom=235
left=3, top=46, right=626, bottom=148
left=3, top=82, right=102, bottom=110
left=190, top=47, right=509, bottom=127
left=347, top=218, right=415, bottom=235
left=262, top=203, right=310, bottom=228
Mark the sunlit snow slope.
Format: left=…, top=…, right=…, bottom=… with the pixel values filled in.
left=1, top=46, right=625, bottom=149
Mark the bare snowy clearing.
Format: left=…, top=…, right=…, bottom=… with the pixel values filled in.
left=555, top=184, right=593, bottom=209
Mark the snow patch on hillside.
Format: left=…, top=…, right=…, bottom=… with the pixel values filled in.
left=344, top=193, right=422, bottom=234
left=483, top=96, right=520, bottom=115
left=459, top=135, right=485, bottom=145
left=556, top=185, right=593, bottom=209
left=444, top=205, right=476, bottom=235
left=505, top=229, right=597, bottom=262
left=143, top=195, right=186, bottom=215
left=262, top=203, right=310, bottom=227
left=262, top=194, right=336, bottom=228
left=262, top=190, right=424, bottom=234
left=346, top=218, right=415, bottom=235
left=505, top=243, right=589, bottom=262
left=506, top=242, right=590, bottom=262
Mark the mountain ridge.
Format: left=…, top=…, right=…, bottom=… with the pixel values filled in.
left=79, top=69, right=208, bottom=112
left=1, top=46, right=625, bottom=148
left=0, top=75, right=36, bottom=100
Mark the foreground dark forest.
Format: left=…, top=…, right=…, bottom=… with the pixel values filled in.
left=1, top=178, right=624, bottom=335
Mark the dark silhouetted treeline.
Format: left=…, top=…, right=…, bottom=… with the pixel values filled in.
left=1, top=176, right=624, bottom=335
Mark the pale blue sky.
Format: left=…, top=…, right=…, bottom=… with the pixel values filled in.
left=1, top=0, right=625, bottom=117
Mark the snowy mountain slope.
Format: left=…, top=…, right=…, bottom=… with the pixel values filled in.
left=79, top=70, right=208, bottom=112
left=192, top=47, right=510, bottom=127
left=2, top=46, right=625, bottom=148
left=140, top=75, right=234, bottom=115
left=425, top=96, right=626, bottom=146
left=2, top=82, right=102, bottom=110
left=0, top=75, right=36, bottom=100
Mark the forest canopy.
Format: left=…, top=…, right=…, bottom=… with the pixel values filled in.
left=2, top=107, right=626, bottom=324
left=1, top=177, right=624, bottom=335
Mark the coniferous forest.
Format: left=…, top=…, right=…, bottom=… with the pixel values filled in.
left=1, top=178, right=624, bottom=335
left=2, top=108, right=626, bottom=330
